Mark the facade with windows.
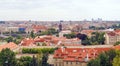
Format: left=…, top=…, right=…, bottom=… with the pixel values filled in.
left=53, top=47, right=110, bottom=66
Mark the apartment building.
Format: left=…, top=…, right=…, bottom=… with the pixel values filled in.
left=105, top=31, right=120, bottom=45
left=53, top=47, right=110, bottom=66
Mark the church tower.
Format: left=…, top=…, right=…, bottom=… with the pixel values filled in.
left=59, top=23, right=62, bottom=32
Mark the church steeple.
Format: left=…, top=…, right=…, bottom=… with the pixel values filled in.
left=58, top=22, right=62, bottom=32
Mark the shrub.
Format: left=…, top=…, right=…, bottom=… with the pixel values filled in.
left=22, top=48, right=55, bottom=54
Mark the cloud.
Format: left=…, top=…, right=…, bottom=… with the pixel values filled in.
left=0, top=0, right=120, bottom=20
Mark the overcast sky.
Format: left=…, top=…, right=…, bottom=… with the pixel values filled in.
left=0, top=0, right=120, bottom=21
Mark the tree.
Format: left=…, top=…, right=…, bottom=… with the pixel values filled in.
left=13, top=39, right=21, bottom=44
left=76, top=33, right=87, bottom=40
left=87, top=58, right=100, bottom=66
left=98, top=53, right=109, bottom=66
left=88, top=49, right=116, bottom=66
left=4, top=37, right=14, bottom=43
left=30, top=31, right=36, bottom=38
left=90, top=32, right=105, bottom=45
left=0, top=48, right=16, bottom=66
left=113, top=50, right=120, bottom=66
left=114, top=41, right=120, bottom=46
left=36, top=51, right=43, bottom=66
left=63, top=33, right=76, bottom=39
left=89, top=26, right=96, bottom=30
left=39, top=28, right=58, bottom=36
left=105, top=49, right=116, bottom=66
left=17, top=56, right=32, bottom=66
left=48, top=28, right=58, bottom=34
left=30, top=55, right=38, bottom=66
left=81, top=39, right=91, bottom=45
left=42, top=53, right=49, bottom=66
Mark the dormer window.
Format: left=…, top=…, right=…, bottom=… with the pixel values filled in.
left=73, top=50, right=77, bottom=52
left=75, top=57, right=79, bottom=61
left=83, top=50, right=85, bottom=52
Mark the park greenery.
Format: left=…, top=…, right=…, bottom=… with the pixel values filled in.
left=111, top=24, right=120, bottom=29
left=113, top=50, right=120, bottom=66
left=0, top=48, right=17, bottom=66
left=29, top=28, right=58, bottom=38
left=76, top=32, right=105, bottom=45
left=22, top=48, right=55, bottom=54
left=87, top=49, right=116, bottom=66
left=38, top=28, right=58, bottom=36
left=0, top=48, right=51, bottom=66
left=114, top=41, right=120, bottom=46
left=89, top=26, right=106, bottom=30
left=63, top=32, right=76, bottom=39
left=4, top=35, right=23, bottom=44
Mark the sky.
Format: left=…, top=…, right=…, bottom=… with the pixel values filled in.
left=0, top=0, right=120, bottom=21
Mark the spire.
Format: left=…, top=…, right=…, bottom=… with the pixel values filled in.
left=59, top=23, right=62, bottom=31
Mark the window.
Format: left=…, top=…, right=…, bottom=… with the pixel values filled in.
left=56, top=63, right=57, bottom=66
left=76, top=62, right=79, bottom=64
left=59, top=63, right=61, bottom=66
left=76, top=62, right=78, bottom=64
left=66, top=62, right=68, bottom=64
left=55, top=59, right=57, bottom=61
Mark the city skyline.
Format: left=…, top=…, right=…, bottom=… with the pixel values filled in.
left=0, top=0, right=120, bottom=21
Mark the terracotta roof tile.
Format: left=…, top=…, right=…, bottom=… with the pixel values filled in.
left=0, top=42, right=18, bottom=51
left=54, top=47, right=111, bottom=62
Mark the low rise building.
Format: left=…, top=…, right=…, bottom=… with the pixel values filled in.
left=0, top=42, right=19, bottom=52
left=7, top=27, right=19, bottom=32
left=20, top=35, right=81, bottom=46
left=53, top=47, right=110, bottom=66
left=59, top=30, right=71, bottom=37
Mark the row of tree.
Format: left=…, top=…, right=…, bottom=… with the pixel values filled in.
left=89, top=26, right=106, bottom=30
left=0, top=48, right=50, bottom=66
left=4, top=35, right=23, bottom=44
left=30, top=28, right=59, bottom=38
left=63, top=32, right=76, bottom=39
left=63, top=32, right=105, bottom=45
left=22, top=48, right=55, bottom=54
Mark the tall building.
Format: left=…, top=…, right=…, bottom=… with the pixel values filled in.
left=105, top=30, right=120, bottom=45
left=59, top=23, right=62, bottom=32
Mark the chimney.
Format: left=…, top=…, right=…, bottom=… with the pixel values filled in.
left=84, top=52, right=89, bottom=62
left=61, top=47, right=65, bottom=52
left=94, top=50, right=97, bottom=58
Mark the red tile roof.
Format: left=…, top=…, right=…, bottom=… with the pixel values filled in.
left=0, top=42, right=18, bottom=51
left=32, top=24, right=47, bottom=32
left=113, top=45, right=120, bottom=50
left=107, top=32, right=116, bottom=36
left=54, top=47, right=111, bottom=62
left=20, top=38, right=35, bottom=46
left=20, top=35, right=81, bottom=46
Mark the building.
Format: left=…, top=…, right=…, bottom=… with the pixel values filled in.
left=7, top=27, right=19, bottom=32
left=20, top=35, right=81, bottom=46
left=81, top=30, right=94, bottom=37
left=0, top=42, right=19, bottom=52
left=58, top=23, right=62, bottom=32
left=20, top=38, right=36, bottom=46
left=32, top=24, right=47, bottom=33
left=105, top=32, right=117, bottom=44
left=105, top=31, right=120, bottom=45
left=19, top=27, right=26, bottom=32
left=53, top=47, right=110, bottom=66
left=59, top=30, right=71, bottom=37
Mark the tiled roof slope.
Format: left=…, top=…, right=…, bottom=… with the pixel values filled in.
left=0, top=42, right=18, bottom=51
left=53, top=47, right=111, bottom=62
